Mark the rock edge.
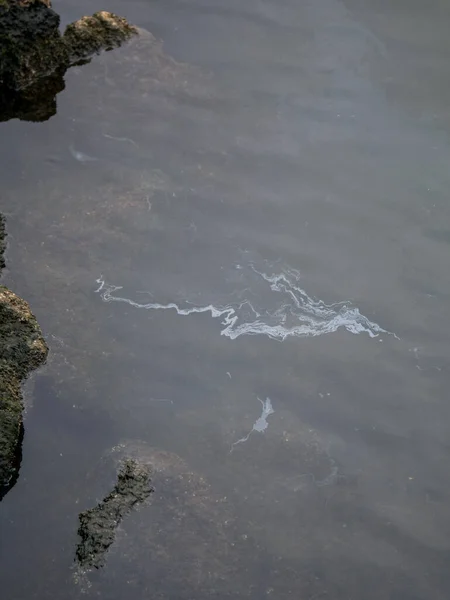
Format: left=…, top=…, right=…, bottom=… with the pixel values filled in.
left=0, top=215, right=48, bottom=500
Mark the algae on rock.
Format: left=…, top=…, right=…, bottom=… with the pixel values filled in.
left=0, top=215, right=48, bottom=500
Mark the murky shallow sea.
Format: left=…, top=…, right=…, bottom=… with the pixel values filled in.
left=1, top=0, right=450, bottom=598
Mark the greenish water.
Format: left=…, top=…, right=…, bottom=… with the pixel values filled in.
left=1, top=1, right=450, bottom=598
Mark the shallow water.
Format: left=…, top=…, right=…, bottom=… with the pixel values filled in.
left=1, top=0, right=450, bottom=598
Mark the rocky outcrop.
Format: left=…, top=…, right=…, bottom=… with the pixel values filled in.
left=76, top=459, right=153, bottom=569
left=0, top=0, right=70, bottom=91
left=0, top=215, right=48, bottom=500
left=64, top=11, right=138, bottom=65
left=0, top=1, right=137, bottom=122
left=74, top=443, right=255, bottom=597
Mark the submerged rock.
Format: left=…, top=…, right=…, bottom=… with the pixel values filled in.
left=75, top=442, right=256, bottom=597
left=0, top=215, right=48, bottom=500
left=76, top=459, right=153, bottom=569
left=0, top=1, right=137, bottom=122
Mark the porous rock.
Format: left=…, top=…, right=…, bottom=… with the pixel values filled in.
left=0, top=215, right=48, bottom=500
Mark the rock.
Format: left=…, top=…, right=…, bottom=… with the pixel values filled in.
left=0, top=1, right=137, bottom=122
left=76, top=459, right=153, bottom=569
left=64, top=11, right=138, bottom=64
left=0, top=0, right=68, bottom=91
left=75, top=442, right=256, bottom=597
left=0, top=214, right=48, bottom=500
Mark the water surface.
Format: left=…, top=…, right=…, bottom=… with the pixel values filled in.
left=1, top=0, right=450, bottom=598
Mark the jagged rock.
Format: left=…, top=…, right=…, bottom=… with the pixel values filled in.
left=0, top=0, right=68, bottom=90
left=0, top=215, right=48, bottom=500
left=74, top=442, right=257, bottom=597
left=64, top=11, right=138, bottom=64
left=76, top=459, right=153, bottom=569
left=0, top=1, right=137, bottom=121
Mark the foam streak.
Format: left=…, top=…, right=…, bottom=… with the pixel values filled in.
left=95, top=266, right=394, bottom=341
left=231, top=397, right=274, bottom=451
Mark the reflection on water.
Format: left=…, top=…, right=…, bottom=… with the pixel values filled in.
left=0, top=71, right=66, bottom=123
left=1, top=0, right=450, bottom=598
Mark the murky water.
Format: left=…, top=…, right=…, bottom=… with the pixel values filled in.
left=1, top=0, right=450, bottom=598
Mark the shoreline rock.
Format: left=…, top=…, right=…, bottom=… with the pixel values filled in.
left=64, top=12, right=138, bottom=65
left=0, top=215, right=48, bottom=500
left=0, top=0, right=69, bottom=91
left=0, top=1, right=138, bottom=122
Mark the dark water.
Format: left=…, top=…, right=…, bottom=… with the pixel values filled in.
left=1, top=0, right=450, bottom=598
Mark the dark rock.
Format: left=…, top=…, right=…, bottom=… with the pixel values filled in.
left=0, top=1, right=137, bottom=122
left=0, top=214, right=48, bottom=500
left=76, top=459, right=153, bottom=569
left=0, top=0, right=68, bottom=90
left=74, top=443, right=258, bottom=598
left=64, top=11, right=138, bottom=64
left=0, top=68, right=65, bottom=122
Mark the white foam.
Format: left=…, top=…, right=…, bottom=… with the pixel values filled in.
left=231, top=397, right=275, bottom=451
left=95, top=264, right=395, bottom=341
